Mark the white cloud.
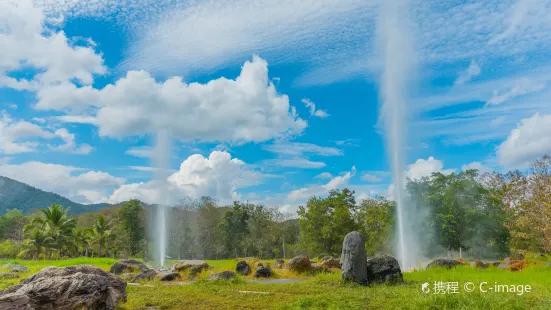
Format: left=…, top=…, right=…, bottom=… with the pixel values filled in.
left=334, top=138, right=361, bottom=147
left=263, top=142, right=342, bottom=157
left=37, top=56, right=306, bottom=144
left=0, top=112, right=52, bottom=154
left=125, top=146, right=154, bottom=158
left=266, top=158, right=326, bottom=169
left=262, top=141, right=342, bottom=170
left=0, top=111, right=92, bottom=155
left=302, top=99, right=329, bottom=118
left=486, top=78, right=546, bottom=105
left=361, top=173, right=383, bottom=183
left=454, top=60, right=481, bottom=85
left=49, top=128, right=93, bottom=154
left=287, top=166, right=356, bottom=201
left=406, top=156, right=455, bottom=180
left=314, top=172, right=333, bottom=179
left=0, top=161, right=125, bottom=204
left=110, top=151, right=263, bottom=205
left=0, top=0, right=105, bottom=90
left=497, top=113, right=551, bottom=168
left=461, top=161, right=492, bottom=174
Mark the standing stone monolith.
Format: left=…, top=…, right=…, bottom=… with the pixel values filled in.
left=340, top=231, right=368, bottom=285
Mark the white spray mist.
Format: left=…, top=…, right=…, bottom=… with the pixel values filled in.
left=376, top=0, right=419, bottom=270
left=153, top=130, right=171, bottom=267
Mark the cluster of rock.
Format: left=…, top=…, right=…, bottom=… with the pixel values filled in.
left=0, top=265, right=127, bottom=310
left=340, top=231, right=403, bottom=285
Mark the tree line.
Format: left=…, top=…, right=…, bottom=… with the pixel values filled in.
left=0, top=155, right=550, bottom=260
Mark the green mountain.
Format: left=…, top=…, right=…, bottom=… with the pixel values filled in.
left=0, top=176, right=111, bottom=215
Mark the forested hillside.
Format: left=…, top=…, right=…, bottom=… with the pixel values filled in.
left=0, top=176, right=110, bottom=215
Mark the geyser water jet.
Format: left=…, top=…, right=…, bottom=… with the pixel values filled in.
left=153, top=130, right=171, bottom=267
left=376, top=0, right=417, bottom=270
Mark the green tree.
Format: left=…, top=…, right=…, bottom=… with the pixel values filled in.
left=92, top=215, right=113, bottom=257
left=357, top=197, right=395, bottom=256
left=116, top=200, right=146, bottom=256
left=297, top=188, right=359, bottom=256
left=220, top=202, right=250, bottom=257
left=0, top=209, right=27, bottom=241
left=23, top=204, right=76, bottom=257
left=19, top=230, right=54, bottom=260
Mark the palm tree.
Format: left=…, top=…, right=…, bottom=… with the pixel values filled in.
left=23, top=204, right=77, bottom=258
left=92, top=215, right=113, bottom=257
left=73, top=228, right=92, bottom=257
left=19, top=230, right=54, bottom=260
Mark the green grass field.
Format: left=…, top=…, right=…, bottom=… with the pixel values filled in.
left=1, top=258, right=550, bottom=309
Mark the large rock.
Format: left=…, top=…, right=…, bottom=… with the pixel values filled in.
left=208, top=271, right=236, bottom=280
left=132, top=269, right=179, bottom=282
left=172, top=260, right=209, bottom=273
left=340, top=231, right=368, bottom=285
left=131, top=269, right=157, bottom=282
left=0, top=293, right=32, bottom=310
left=1, top=265, right=126, bottom=310
left=0, top=273, right=19, bottom=279
left=366, top=255, right=403, bottom=284
left=321, top=258, right=340, bottom=269
left=426, top=259, right=461, bottom=269
left=254, top=267, right=272, bottom=278
left=109, top=259, right=148, bottom=275
left=236, top=261, right=251, bottom=276
left=2, top=265, right=29, bottom=273
left=288, top=255, right=311, bottom=272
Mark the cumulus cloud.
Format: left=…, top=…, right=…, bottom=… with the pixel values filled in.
left=110, top=151, right=263, bottom=205
left=0, top=0, right=105, bottom=90
left=49, top=128, right=93, bottom=154
left=406, top=156, right=455, bottom=180
left=0, top=161, right=125, bottom=204
left=0, top=111, right=91, bottom=155
left=0, top=112, right=52, bottom=154
left=461, top=161, right=492, bottom=174
left=302, top=99, right=329, bottom=118
left=497, top=113, right=551, bottom=168
left=454, top=60, right=481, bottom=85
left=36, top=56, right=306, bottom=144
left=287, top=166, right=356, bottom=201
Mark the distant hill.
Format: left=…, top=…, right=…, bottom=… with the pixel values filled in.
left=0, top=176, right=111, bottom=215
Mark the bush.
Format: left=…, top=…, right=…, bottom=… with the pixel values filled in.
left=0, top=240, right=23, bottom=259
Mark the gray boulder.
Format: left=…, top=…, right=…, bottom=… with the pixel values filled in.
left=110, top=259, right=148, bottom=275
left=132, top=269, right=157, bottom=282
left=236, top=261, right=251, bottom=276
left=157, top=272, right=179, bottom=281
left=172, top=260, right=209, bottom=273
left=366, top=255, right=403, bottom=284
left=426, top=259, right=461, bottom=269
left=288, top=255, right=311, bottom=272
left=0, top=293, right=32, bottom=310
left=0, top=273, right=19, bottom=279
left=3, top=265, right=29, bottom=273
left=208, top=271, right=236, bottom=280
left=1, top=265, right=126, bottom=310
left=340, top=231, right=368, bottom=285
left=254, top=267, right=272, bottom=278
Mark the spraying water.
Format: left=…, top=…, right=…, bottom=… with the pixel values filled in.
left=376, top=0, right=417, bottom=270
left=153, top=130, right=171, bottom=267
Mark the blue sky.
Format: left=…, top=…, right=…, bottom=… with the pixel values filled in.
left=1, top=0, right=551, bottom=214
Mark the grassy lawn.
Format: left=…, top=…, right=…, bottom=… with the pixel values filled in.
left=1, top=258, right=550, bottom=309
